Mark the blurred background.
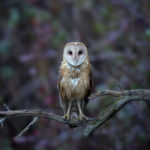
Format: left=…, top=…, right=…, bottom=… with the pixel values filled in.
left=0, top=0, right=150, bottom=150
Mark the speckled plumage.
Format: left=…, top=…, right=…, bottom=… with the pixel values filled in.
left=57, top=42, right=93, bottom=121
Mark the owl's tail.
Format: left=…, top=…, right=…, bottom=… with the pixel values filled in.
left=69, top=102, right=79, bottom=128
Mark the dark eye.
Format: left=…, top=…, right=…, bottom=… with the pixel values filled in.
left=78, top=50, right=83, bottom=55
left=68, top=50, right=72, bottom=55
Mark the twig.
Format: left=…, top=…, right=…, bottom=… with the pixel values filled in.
left=15, top=117, right=39, bottom=139
left=3, top=104, right=10, bottom=110
left=0, top=118, right=6, bottom=128
left=0, top=104, right=10, bottom=128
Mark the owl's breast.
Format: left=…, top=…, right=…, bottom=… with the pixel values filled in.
left=62, top=73, right=90, bottom=100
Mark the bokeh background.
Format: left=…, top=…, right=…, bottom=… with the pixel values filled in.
left=0, top=0, right=150, bottom=150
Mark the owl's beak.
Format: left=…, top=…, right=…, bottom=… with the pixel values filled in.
left=73, top=54, right=78, bottom=64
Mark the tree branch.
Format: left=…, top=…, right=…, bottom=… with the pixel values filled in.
left=0, top=109, right=85, bottom=126
left=84, top=94, right=150, bottom=136
left=0, top=89, right=150, bottom=137
left=88, top=89, right=150, bottom=99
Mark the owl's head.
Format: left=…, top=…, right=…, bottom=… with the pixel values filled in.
left=63, top=42, right=88, bottom=66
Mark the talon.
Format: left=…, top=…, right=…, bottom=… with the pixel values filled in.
left=63, top=114, right=70, bottom=120
left=79, top=114, right=89, bottom=121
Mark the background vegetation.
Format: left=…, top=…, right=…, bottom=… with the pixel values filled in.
left=0, top=0, right=150, bottom=150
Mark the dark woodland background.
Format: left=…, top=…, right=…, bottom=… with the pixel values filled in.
left=0, top=0, right=150, bottom=150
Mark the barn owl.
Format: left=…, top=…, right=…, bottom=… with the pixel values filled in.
left=57, top=42, right=93, bottom=121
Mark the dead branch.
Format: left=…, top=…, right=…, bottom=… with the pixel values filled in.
left=15, top=117, right=39, bottom=139
left=88, top=89, right=150, bottom=99
left=0, top=89, right=150, bottom=137
left=84, top=94, right=150, bottom=136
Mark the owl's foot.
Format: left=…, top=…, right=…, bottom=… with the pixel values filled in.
left=62, top=114, right=70, bottom=121
left=79, top=114, right=89, bottom=121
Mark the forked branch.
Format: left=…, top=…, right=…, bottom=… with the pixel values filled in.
left=0, top=89, right=150, bottom=137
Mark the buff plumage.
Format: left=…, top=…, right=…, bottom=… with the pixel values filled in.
left=57, top=42, right=93, bottom=122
